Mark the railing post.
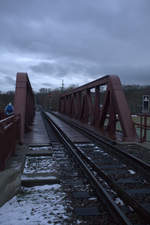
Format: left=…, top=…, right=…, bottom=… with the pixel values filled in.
left=93, top=86, right=100, bottom=127
left=143, top=114, right=147, bottom=142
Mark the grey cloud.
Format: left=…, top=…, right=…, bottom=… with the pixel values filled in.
left=0, top=74, right=16, bottom=92
left=4, top=76, right=16, bottom=85
left=30, top=60, right=89, bottom=78
left=41, top=82, right=57, bottom=89
left=0, top=0, right=150, bottom=91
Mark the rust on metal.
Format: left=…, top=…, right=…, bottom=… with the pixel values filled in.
left=0, top=110, right=6, bottom=120
left=59, top=75, right=137, bottom=142
left=14, top=73, right=35, bottom=143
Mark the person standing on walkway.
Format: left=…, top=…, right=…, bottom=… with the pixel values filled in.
left=4, top=102, right=14, bottom=116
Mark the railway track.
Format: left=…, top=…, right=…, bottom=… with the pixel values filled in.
left=42, top=111, right=150, bottom=225
left=51, top=112, right=150, bottom=180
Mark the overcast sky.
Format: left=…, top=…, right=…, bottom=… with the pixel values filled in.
left=0, top=0, right=150, bottom=92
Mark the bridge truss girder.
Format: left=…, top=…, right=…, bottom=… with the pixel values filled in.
left=59, top=75, right=137, bottom=142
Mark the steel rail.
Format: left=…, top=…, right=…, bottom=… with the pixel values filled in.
left=42, top=111, right=132, bottom=225
left=76, top=147, right=150, bottom=223
left=51, top=112, right=150, bottom=180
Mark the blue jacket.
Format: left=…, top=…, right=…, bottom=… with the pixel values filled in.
left=5, top=104, right=14, bottom=115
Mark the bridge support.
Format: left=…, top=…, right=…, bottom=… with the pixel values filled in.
left=14, top=73, right=35, bottom=143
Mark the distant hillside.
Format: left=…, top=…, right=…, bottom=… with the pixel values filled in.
left=0, top=91, right=14, bottom=111
left=0, top=85, right=150, bottom=114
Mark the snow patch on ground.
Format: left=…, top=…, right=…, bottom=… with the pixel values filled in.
left=22, top=175, right=57, bottom=180
left=24, top=156, right=56, bottom=174
left=114, top=197, right=124, bottom=206
left=128, top=169, right=136, bottom=175
left=29, top=146, right=52, bottom=151
left=0, top=184, right=70, bottom=225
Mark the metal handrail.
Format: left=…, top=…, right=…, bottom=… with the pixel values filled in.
left=0, top=114, right=20, bottom=170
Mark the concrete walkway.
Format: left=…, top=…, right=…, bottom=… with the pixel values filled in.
left=24, top=112, right=50, bottom=145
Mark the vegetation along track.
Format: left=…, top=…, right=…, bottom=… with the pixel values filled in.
left=42, top=111, right=150, bottom=225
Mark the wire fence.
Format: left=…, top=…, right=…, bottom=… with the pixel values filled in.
left=133, top=114, right=150, bottom=143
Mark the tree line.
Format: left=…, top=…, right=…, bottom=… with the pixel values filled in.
left=0, top=85, right=150, bottom=114
left=124, top=85, right=150, bottom=113
left=0, top=91, right=14, bottom=111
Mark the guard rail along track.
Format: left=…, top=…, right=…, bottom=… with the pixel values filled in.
left=42, top=111, right=150, bottom=225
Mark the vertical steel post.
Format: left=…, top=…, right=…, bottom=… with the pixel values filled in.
left=14, top=73, right=27, bottom=143
left=93, top=86, right=100, bottom=127
left=14, top=73, right=35, bottom=144
left=143, top=114, right=147, bottom=142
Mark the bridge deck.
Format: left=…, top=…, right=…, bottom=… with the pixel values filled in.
left=24, top=111, right=50, bottom=145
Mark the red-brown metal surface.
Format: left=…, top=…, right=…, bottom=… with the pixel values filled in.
left=0, top=110, right=6, bottom=120
left=59, top=75, right=137, bottom=141
left=14, top=73, right=35, bottom=143
left=0, top=115, right=20, bottom=170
